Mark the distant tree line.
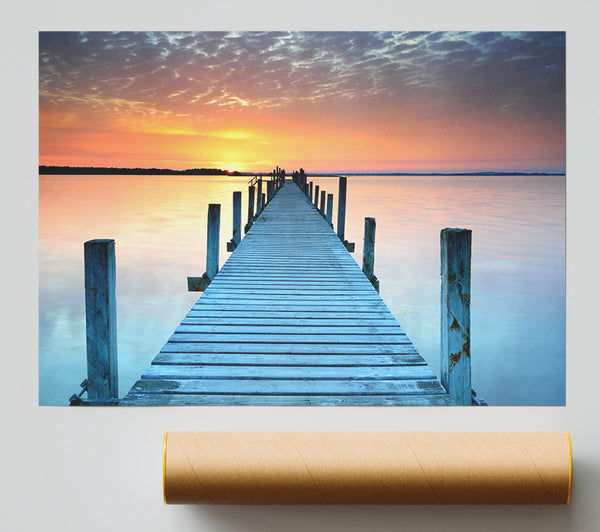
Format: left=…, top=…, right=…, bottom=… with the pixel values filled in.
left=39, top=165, right=241, bottom=176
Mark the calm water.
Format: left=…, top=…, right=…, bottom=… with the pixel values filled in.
left=39, top=174, right=565, bottom=406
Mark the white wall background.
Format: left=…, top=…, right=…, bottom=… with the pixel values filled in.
left=2, top=1, right=599, bottom=530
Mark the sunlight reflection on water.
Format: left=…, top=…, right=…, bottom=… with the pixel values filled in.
left=39, top=174, right=565, bottom=406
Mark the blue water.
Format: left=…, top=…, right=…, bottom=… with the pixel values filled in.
left=39, top=174, right=565, bottom=405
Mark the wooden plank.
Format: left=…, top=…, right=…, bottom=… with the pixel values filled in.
left=127, top=378, right=447, bottom=396
left=180, top=318, right=402, bottom=327
left=151, top=353, right=426, bottom=366
left=175, top=324, right=406, bottom=334
left=141, top=365, right=436, bottom=380
left=186, top=311, right=399, bottom=319
left=167, top=333, right=409, bottom=344
left=159, top=343, right=417, bottom=354
left=118, top=393, right=455, bottom=406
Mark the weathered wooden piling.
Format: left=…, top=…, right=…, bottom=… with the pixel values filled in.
left=320, top=190, right=326, bottom=217
left=267, top=180, right=274, bottom=203
left=227, top=192, right=242, bottom=251
left=261, top=193, right=266, bottom=211
left=309, top=182, right=313, bottom=203
left=246, top=184, right=255, bottom=233
left=206, top=204, right=221, bottom=279
left=337, top=176, right=347, bottom=241
left=326, top=193, right=334, bottom=226
left=362, top=217, right=379, bottom=292
left=314, top=185, right=320, bottom=208
left=440, top=228, right=472, bottom=406
left=256, top=177, right=263, bottom=215
left=84, top=239, right=118, bottom=399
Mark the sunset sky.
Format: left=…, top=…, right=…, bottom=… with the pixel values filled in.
left=39, top=31, right=565, bottom=173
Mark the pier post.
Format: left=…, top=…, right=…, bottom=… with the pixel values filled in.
left=261, top=193, right=266, bottom=212
left=314, top=185, right=320, bottom=208
left=337, top=176, right=347, bottom=241
left=84, top=239, right=118, bottom=399
left=206, top=204, right=221, bottom=280
left=326, top=193, right=334, bottom=226
left=440, top=228, right=472, bottom=405
left=309, top=182, right=313, bottom=203
left=320, top=190, right=326, bottom=217
left=257, top=177, right=263, bottom=215
left=227, top=191, right=242, bottom=251
left=267, top=180, right=274, bottom=203
left=362, top=218, right=379, bottom=292
left=246, top=184, right=255, bottom=233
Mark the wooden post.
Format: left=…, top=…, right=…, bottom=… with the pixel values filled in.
left=256, top=177, right=263, bottom=215
left=206, top=204, right=220, bottom=280
left=247, top=185, right=255, bottom=223
left=337, top=176, right=347, bottom=241
left=267, top=180, right=274, bottom=203
left=84, top=239, right=118, bottom=399
left=440, top=228, right=472, bottom=406
left=320, top=190, right=326, bottom=217
left=326, top=193, right=334, bottom=226
left=362, top=218, right=379, bottom=292
left=232, top=191, right=241, bottom=246
left=314, top=185, right=320, bottom=208
left=261, top=193, right=266, bottom=212
left=309, top=182, right=313, bottom=203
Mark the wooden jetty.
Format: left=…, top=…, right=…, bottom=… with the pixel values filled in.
left=118, top=175, right=457, bottom=406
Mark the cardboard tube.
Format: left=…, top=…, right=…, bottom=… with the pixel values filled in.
left=163, top=431, right=572, bottom=505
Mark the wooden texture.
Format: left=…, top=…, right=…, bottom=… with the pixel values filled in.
left=326, top=193, right=334, bottom=225
left=440, top=228, right=471, bottom=405
left=337, top=176, right=347, bottom=241
left=256, top=178, right=263, bottom=215
left=232, top=191, right=241, bottom=246
left=206, top=204, right=220, bottom=280
left=362, top=217, right=379, bottom=292
left=84, top=239, right=118, bottom=399
left=248, top=185, right=255, bottom=224
left=122, top=182, right=452, bottom=406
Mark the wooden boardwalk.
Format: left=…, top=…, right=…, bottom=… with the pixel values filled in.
left=120, top=180, right=454, bottom=405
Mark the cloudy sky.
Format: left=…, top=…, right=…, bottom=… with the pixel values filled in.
left=39, top=31, right=565, bottom=173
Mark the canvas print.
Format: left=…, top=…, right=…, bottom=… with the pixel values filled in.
left=39, top=31, right=565, bottom=406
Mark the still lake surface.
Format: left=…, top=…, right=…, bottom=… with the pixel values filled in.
left=39, top=174, right=565, bottom=406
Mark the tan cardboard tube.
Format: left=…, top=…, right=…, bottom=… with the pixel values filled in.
left=163, top=431, right=572, bottom=505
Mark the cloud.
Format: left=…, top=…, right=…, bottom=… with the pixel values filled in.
left=39, top=31, right=564, bottom=121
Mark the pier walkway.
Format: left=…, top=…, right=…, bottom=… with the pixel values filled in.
left=120, top=180, right=454, bottom=405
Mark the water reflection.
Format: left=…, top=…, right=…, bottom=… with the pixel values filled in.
left=39, top=174, right=565, bottom=405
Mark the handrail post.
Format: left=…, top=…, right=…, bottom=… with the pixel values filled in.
left=227, top=191, right=241, bottom=251
left=314, top=185, right=319, bottom=208
left=246, top=184, right=255, bottom=233
left=326, top=193, right=334, bottom=226
left=337, top=176, right=347, bottom=241
left=267, top=180, right=274, bottom=203
left=206, top=204, right=220, bottom=280
left=256, top=176, right=263, bottom=215
left=320, top=190, right=326, bottom=217
left=84, top=239, right=118, bottom=399
left=309, top=182, right=313, bottom=203
left=440, top=228, right=472, bottom=405
left=362, top=218, right=379, bottom=292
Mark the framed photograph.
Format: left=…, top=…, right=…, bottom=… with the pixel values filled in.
left=39, top=31, right=565, bottom=407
